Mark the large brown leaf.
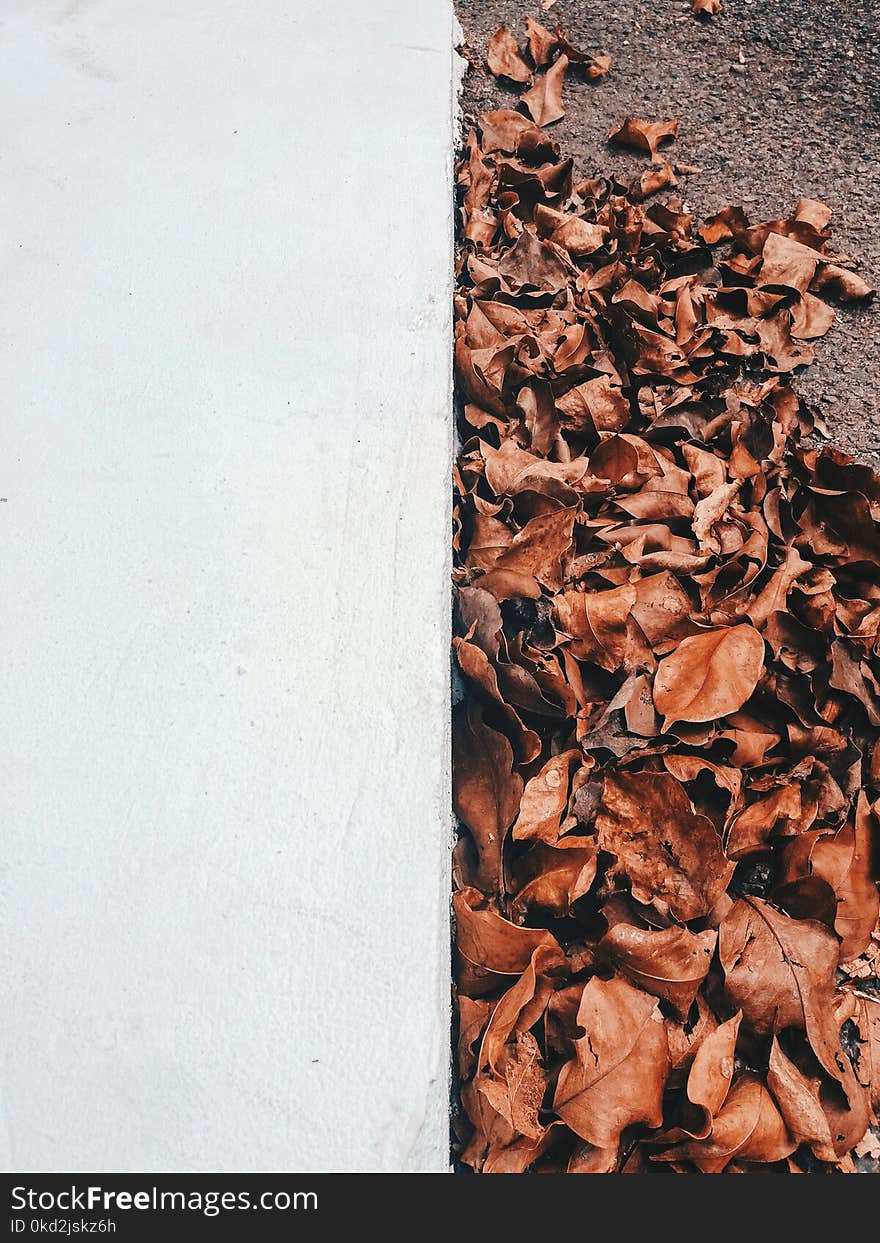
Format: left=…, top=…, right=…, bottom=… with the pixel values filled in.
left=554, top=976, right=669, bottom=1148
left=596, top=770, right=734, bottom=921
left=653, top=625, right=765, bottom=725
left=718, top=898, right=845, bottom=1082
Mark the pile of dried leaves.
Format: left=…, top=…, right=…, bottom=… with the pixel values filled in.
left=452, top=88, right=880, bottom=1173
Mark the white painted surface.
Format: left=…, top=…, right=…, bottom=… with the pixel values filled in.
left=0, top=0, right=453, bottom=1172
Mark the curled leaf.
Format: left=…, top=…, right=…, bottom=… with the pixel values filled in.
left=521, top=54, right=569, bottom=127
left=609, top=117, right=679, bottom=160
left=487, top=26, right=532, bottom=84
left=601, top=922, right=717, bottom=1018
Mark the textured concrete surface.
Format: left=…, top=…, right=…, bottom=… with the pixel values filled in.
left=1, top=0, right=454, bottom=1172
left=456, top=0, right=880, bottom=463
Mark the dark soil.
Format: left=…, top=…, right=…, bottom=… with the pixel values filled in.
left=454, top=0, right=880, bottom=463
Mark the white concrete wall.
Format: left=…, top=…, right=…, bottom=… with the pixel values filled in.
left=0, top=0, right=453, bottom=1172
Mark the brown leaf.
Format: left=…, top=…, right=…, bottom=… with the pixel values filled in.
left=454, top=886, right=565, bottom=976
left=477, top=1031, right=547, bottom=1139
left=656, top=1074, right=794, bottom=1172
left=457, top=995, right=492, bottom=1079
left=452, top=634, right=542, bottom=761
left=630, top=571, right=695, bottom=644
left=554, top=976, right=669, bottom=1148
left=583, top=52, right=612, bottom=80
left=486, top=26, right=532, bottom=83
left=726, top=784, right=802, bottom=860
left=453, top=702, right=523, bottom=896
left=478, top=109, right=558, bottom=159
left=476, top=946, right=559, bottom=1138
left=718, top=897, right=845, bottom=1082
left=523, top=16, right=558, bottom=67
left=493, top=507, right=575, bottom=590
left=601, top=922, right=717, bottom=1018
left=521, top=54, right=569, bottom=127
left=836, top=795, right=880, bottom=962
left=684, top=1012, right=741, bottom=1131
left=496, top=228, right=571, bottom=292
left=608, top=117, right=679, bottom=160
left=653, top=625, right=765, bottom=725
left=512, top=750, right=580, bottom=842
left=839, top=988, right=880, bottom=1112
left=812, top=263, right=875, bottom=302
left=510, top=839, right=598, bottom=919
left=554, top=583, right=638, bottom=671
left=632, top=160, right=677, bottom=202
left=692, top=0, right=722, bottom=14
left=596, top=770, right=734, bottom=921
left=767, top=1038, right=840, bottom=1163
left=780, top=794, right=880, bottom=962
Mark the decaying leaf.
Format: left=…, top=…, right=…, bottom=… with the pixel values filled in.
left=718, top=898, right=845, bottom=1082
left=600, top=922, right=716, bottom=1018
left=654, top=1074, right=795, bottom=1172
left=596, top=770, right=733, bottom=921
left=521, top=54, right=569, bottom=127
left=608, top=117, right=679, bottom=160
left=486, top=26, right=532, bottom=83
left=653, top=626, right=765, bottom=725
left=766, top=1038, right=840, bottom=1163
left=554, top=976, right=669, bottom=1148
left=453, top=701, right=523, bottom=894
left=512, top=749, right=580, bottom=842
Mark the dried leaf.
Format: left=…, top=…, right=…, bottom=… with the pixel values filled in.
left=653, top=625, right=765, bottom=725
left=601, top=922, right=717, bottom=1018
left=718, top=898, right=845, bottom=1082
left=523, top=16, right=557, bottom=67
left=521, top=54, right=569, bottom=127
left=596, top=770, right=733, bottom=920
left=767, top=1038, right=840, bottom=1163
left=455, top=886, right=565, bottom=977
left=656, top=1074, right=795, bottom=1172
left=609, top=117, right=679, bottom=160
left=512, top=750, right=580, bottom=842
left=487, top=26, right=532, bottom=84
left=684, top=1012, right=741, bottom=1131
left=554, top=976, right=670, bottom=1148
left=453, top=702, right=522, bottom=894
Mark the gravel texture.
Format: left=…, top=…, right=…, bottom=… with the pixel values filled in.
left=455, top=0, right=880, bottom=463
